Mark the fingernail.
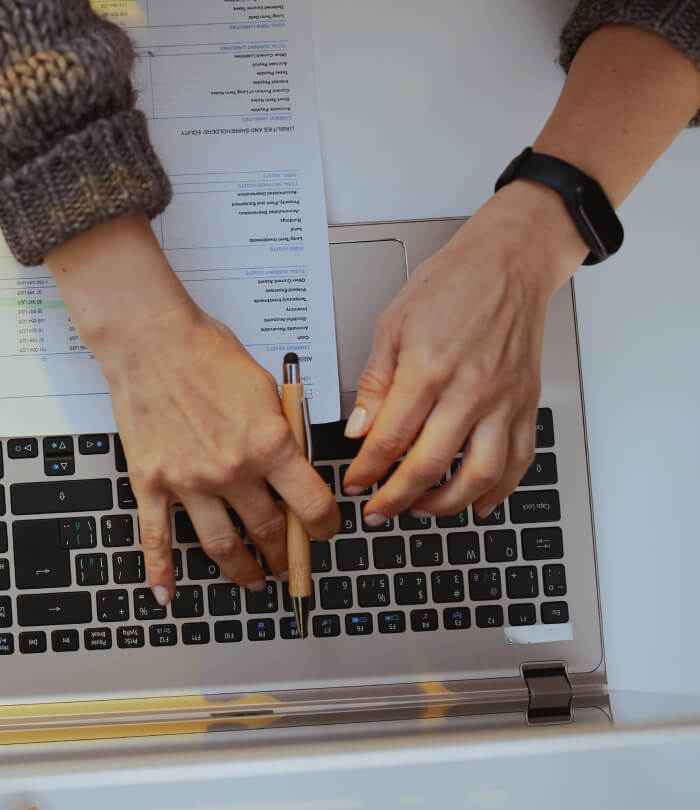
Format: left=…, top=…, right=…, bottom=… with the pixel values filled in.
left=478, top=504, right=496, bottom=519
left=345, top=407, right=368, bottom=438
left=247, top=579, right=266, bottom=592
left=279, top=571, right=289, bottom=583
left=153, top=586, right=170, bottom=606
left=411, top=509, right=432, bottom=519
left=364, top=513, right=388, bottom=527
left=344, top=485, right=365, bottom=496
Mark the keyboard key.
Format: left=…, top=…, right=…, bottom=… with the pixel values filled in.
left=247, top=618, right=275, bottom=641
left=174, top=511, right=198, bottom=543
left=338, top=502, right=358, bottom=534
left=443, top=606, right=471, bottom=630
left=215, top=620, right=243, bottom=643
left=150, top=624, right=177, bottom=647
left=346, top=612, right=373, bottom=636
left=11, top=479, right=113, bottom=515
left=410, top=534, right=443, bottom=567
left=173, top=548, right=183, bottom=581
left=361, top=502, right=394, bottom=532
left=44, top=437, right=74, bottom=457
left=78, top=434, right=109, bottom=455
left=311, top=541, right=332, bottom=572
left=13, top=520, right=71, bottom=589
left=0, top=558, right=9, bottom=590
left=85, top=628, right=112, bottom=650
left=282, top=581, right=316, bottom=613
left=509, top=490, right=560, bottom=524
left=394, top=573, right=427, bottom=605
left=117, top=626, right=145, bottom=649
left=0, top=486, right=4, bottom=517
left=113, top=551, right=145, bottom=584
left=535, top=408, right=554, bottom=448
left=411, top=609, right=438, bottom=632
left=372, top=536, right=406, bottom=569
left=0, top=595, right=11, bottom=627
left=319, top=576, right=353, bottom=610
left=97, top=589, right=130, bottom=622
left=541, top=601, right=569, bottom=624
left=357, top=574, right=390, bottom=607
left=76, top=553, right=108, bottom=586
left=114, top=434, right=128, bottom=472
left=0, top=632, right=13, bottom=654
left=45, top=457, right=75, bottom=476
left=0, top=444, right=3, bottom=478
left=473, top=503, right=505, bottom=526
left=314, top=465, right=335, bottom=495
left=431, top=570, right=464, bottom=603
left=399, top=511, right=432, bottom=531
left=506, top=566, right=539, bottom=599
left=335, top=538, right=369, bottom=571
left=468, top=568, right=501, bottom=601
left=8, top=438, right=38, bottom=459
left=19, top=631, right=47, bottom=653
left=17, top=592, right=92, bottom=626
left=245, top=581, right=278, bottom=613
left=447, top=532, right=480, bottom=565
left=172, top=585, right=204, bottom=618
left=522, top=527, right=563, bottom=560
left=280, top=616, right=301, bottom=639
left=543, top=564, right=567, bottom=597
left=116, top=478, right=137, bottom=509
left=60, top=516, right=97, bottom=549
left=436, top=509, right=468, bottom=529
left=484, top=530, right=518, bottom=563
left=52, top=629, right=79, bottom=652
left=508, top=603, right=536, bottom=626
left=520, top=453, right=558, bottom=486
left=0, top=522, right=6, bottom=553
left=208, top=583, right=241, bottom=616
left=476, top=605, right=504, bottom=628
left=133, top=588, right=166, bottom=621
left=313, top=614, right=341, bottom=637
left=378, top=611, right=406, bottom=634
left=187, top=548, right=220, bottom=580
left=340, top=465, right=370, bottom=496
left=101, top=515, right=134, bottom=547
left=182, top=622, right=210, bottom=645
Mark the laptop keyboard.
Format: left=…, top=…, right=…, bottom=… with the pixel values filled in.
left=0, top=409, right=567, bottom=656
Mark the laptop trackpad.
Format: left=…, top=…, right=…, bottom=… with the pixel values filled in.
left=329, top=239, right=408, bottom=419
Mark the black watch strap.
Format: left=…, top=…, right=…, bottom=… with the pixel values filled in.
left=495, top=147, right=623, bottom=265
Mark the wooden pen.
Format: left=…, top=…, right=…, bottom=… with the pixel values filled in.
left=280, top=352, right=312, bottom=639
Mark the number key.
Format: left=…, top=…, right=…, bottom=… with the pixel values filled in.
left=357, top=574, right=390, bottom=607
left=394, top=573, right=427, bottom=605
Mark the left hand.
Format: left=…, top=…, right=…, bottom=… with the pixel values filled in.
left=342, top=180, right=587, bottom=522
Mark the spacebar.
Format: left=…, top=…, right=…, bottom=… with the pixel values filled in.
left=17, top=592, right=92, bottom=626
left=11, top=479, right=113, bottom=515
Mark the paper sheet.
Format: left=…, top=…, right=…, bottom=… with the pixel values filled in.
left=0, top=0, right=339, bottom=434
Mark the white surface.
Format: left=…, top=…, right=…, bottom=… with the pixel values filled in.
left=311, top=0, right=700, bottom=696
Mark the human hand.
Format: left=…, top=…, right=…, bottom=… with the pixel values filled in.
left=342, top=181, right=588, bottom=522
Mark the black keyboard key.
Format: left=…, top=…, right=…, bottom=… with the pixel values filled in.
left=508, top=603, right=536, bottom=626
left=543, top=564, right=567, bottom=597
left=468, top=568, right=501, bottom=601
left=436, top=509, right=468, bottom=529
left=44, top=436, right=74, bottom=457
left=535, top=408, right=554, bottom=448
left=113, top=551, right=145, bottom=584
left=311, top=541, right=332, bottom=572
left=282, top=581, right=316, bottom=612
left=394, top=572, right=427, bottom=605
left=476, top=605, right=504, bottom=628
left=45, top=457, right=75, bottom=476
left=208, top=583, right=241, bottom=616
left=399, top=511, right=432, bottom=531
left=101, top=515, right=134, bottom=547
left=133, top=588, right=166, bottom=621
left=484, top=530, right=518, bottom=563
left=357, top=574, right=390, bottom=608
left=114, top=434, right=128, bottom=472
left=509, top=490, right=560, bottom=524
left=506, top=566, right=539, bottom=599
left=447, top=532, right=480, bottom=565
left=52, top=629, right=79, bottom=652
left=187, top=548, right=220, bottom=579
left=0, top=486, right=4, bottom=517
left=520, top=453, right=558, bottom=486
left=60, top=516, right=97, bottom=549
left=172, top=585, right=204, bottom=618
left=215, top=620, right=243, bottom=643
left=182, top=622, right=210, bottom=645
left=117, top=626, right=145, bottom=648
left=78, top=434, right=109, bottom=455
left=8, top=438, right=38, bottom=459
left=85, top=628, right=112, bottom=650
left=11, top=479, right=113, bottom=515
left=541, top=601, right=569, bottom=624
left=522, top=527, right=563, bottom=560
left=150, top=624, right=177, bottom=647
left=76, top=553, right=108, bottom=586
left=0, top=444, right=3, bottom=478
left=338, top=502, right=358, bottom=534
left=117, top=478, right=137, bottom=509
left=361, top=502, right=394, bottom=532
left=173, top=548, right=183, bottom=581
left=313, top=614, right=341, bottom=637
left=19, top=631, right=46, bottom=653
left=346, top=612, right=373, bottom=636
left=443, top=606, right=471, bottom=630
left=319, top=576, right=353, bottom=610
left=431, top=570, right=464, bottom=603
left=280, top=616, right=301, bottom=639
left=372, top=536, right=406, bottom=569
left=0, top=558, right=9, bottom=590
left=411, top=609, right=438, bottom=632
left=245, top=581, right=278, bottom=613
left=473, top=503, right=505, bottom=526
left=97, top=589, right=129, bottom=622
left=378, top=611, right=406, bottom=634
left=340, top=465, right=370, bottom=496
left=335, top=538, right=369, bottom=571
left=314, top=464, right=335, bottom=495
left=13, top=519, right=70, bottom=589
left=0, top=595, right=11, bottom=627
left=0, top=522, right=6, bottom=553
left=247, top=618, right=275, bottom=641
left=174, top=511, right=198, bottom=543
left=17, top=592, right=92, bottom=626
left=0, top=632, right=13, bottom=654
left=410, top=534, right=443, bottom=567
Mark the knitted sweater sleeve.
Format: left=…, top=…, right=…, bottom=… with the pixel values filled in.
left=560, top=1, right=700, bottom=126
left=0, top=0, right=171, bottom=266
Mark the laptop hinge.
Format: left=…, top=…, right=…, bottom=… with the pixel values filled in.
left=522, top=663, right=572, bottom=725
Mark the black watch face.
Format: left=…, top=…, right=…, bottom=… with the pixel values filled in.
left=574, top=183, right=624, bottom=258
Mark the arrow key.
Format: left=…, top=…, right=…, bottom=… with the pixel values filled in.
left=45, top=456, right=75, bottom=476
left=8, top=439, right=38, bottom=459
left=43, top=437, right=74, bottom=457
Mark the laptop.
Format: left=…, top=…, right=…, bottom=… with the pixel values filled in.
left=0, top=217, right=607, bottom=745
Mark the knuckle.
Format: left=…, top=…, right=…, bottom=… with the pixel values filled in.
left=202, top=533, right=239, bottom=560
left=357, top=365, right=390, bottom=398
left=139, top=523, right=170, bottom=553
left=254, top=419, right=295, bottom=464
left=300, top=489, right=336, bottom=526
left=411, top=455, right=449, bottom=487
left=372, top=431, right=406, bottom=460
left=130, top=467, right=165, bottom=495
left=249, top=513, right=285, bottom=543
left=469, top=463, right=503, bottom=492
left=145, top=556, right=171, bottom=580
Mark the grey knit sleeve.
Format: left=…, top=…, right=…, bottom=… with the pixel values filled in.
left=560, top=1, right=700, bottom=127
left=0, top=0, right=171, bottom=266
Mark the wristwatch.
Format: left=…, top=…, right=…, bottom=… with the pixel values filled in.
left=495, top=146, right=624, bottom=265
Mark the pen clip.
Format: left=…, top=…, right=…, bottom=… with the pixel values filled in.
left=302, top=396, right=313, bottom=463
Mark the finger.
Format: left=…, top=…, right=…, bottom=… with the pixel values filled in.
left=183, top=493, right=265, bottom=589
left=137, top=490, right=176, bottom=606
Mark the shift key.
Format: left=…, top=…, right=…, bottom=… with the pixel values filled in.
left=11, top=480, right=113, bottom=515
left=18, top=592, right=92, bottom=626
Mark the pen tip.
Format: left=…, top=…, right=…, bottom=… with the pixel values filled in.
left=284, top=352, right=299, bottom=365
left=293, top=596, right=311, bottom=640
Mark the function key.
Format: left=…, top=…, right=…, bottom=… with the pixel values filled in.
left=378, top=611, right=406, bottom=634
left=474, top=503, right=505, bottom=526
left=116, top=478, right=137, bottom=509
left=520, top=453, right=558, bottom=487
left=114, top=434, right=128, bottom=472
left=335, top=538, right=369, bottom=571
left=508, top=603, right=536, bottom=626
left=43, top=437, right=74, bottom=457
left=182, top=622, right=210, bottom=645
left=431, top=570, right=464, bottom=603
left=313, top=614, right=341, bottom=638
left=522, top=527, right=563, bottom=560
left=85, top=628, right=112, bottom=650
left=410, top=609, right=438, bottom=632
left=45, top=457, right=75, bottom=476
left=280, top=616, right=301, bottom=639
left=247, top=618, right=275, bottom=641
left=101, top=515, right=134, bottom=547
left=215, top=620, right=243, bottom=643
left=436, top=509, right=468, bottom=529
left=506, top=566, right=539, bottom=599
left=117, top=626, right=145, bottom=649
left=410, top=534, right=443, bottom=567
left=447, top=532, right=480, bottom=565
left=8, top=438, right=38, bottom=459
left=399, top=511, right=432, bottom=531
left=484, top=530, right=517, bottom=563
left=372, top=536, right=406, bottom=569
left=51, top=629, right=79, bottom=652
left=357, top=574, right=390, bottom=608
left=314, top=465, right=336, bottom=495
left=149, top=624, right=177, bottom=647
left=476, top=605, right=504, bottom=628
left=282, top=581, right=316, bottom=612
left=468, top=568, right=501, bottom=601
left=340, top=465, right=371, bottom=496
left=60, top=516, right=97, bottom=549
left=19, top=630, right=47, bottom=653
left=338, top=502, right=358, bottom=534
left=509, top=490, right=560, bottom=524
left=443, top=606, right=471, bottom=630
left=311, top=541, right=332, bottom=572
left=541, top=601, right=569, bottom=624
left=361, top=502, right=394, bottom=533
left=535, top=408, right=555, bottom=448
left=319, top=576, right=353, bottom=610
left=543, top=564, right=567, bottom=597
left=78, top=434, right=109, bottom=455
left=0, top=595, right=12, bottom=627
left=345, top=612, right=373, bottom=636
left=0, top=632, right=13, bottom=655
left=394, top=572, right=427, bottom=605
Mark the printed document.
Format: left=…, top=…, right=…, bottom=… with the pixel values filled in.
left=0, top=0, right=339, bottom=433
